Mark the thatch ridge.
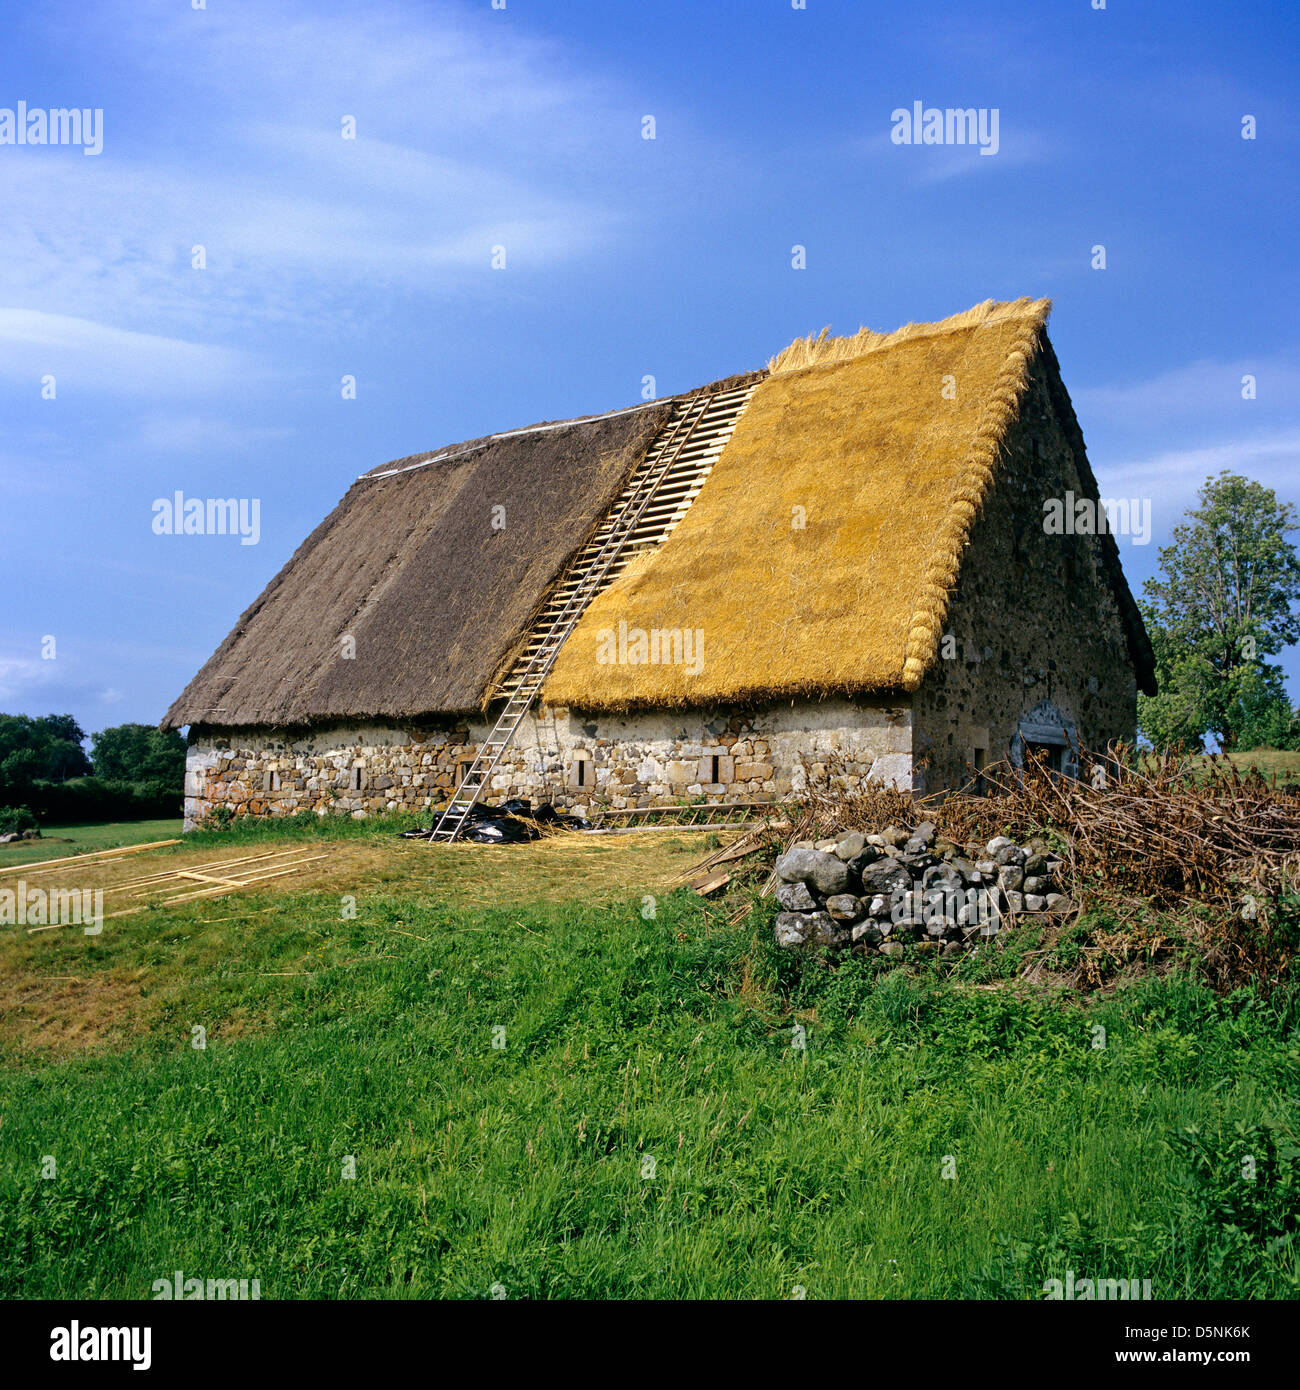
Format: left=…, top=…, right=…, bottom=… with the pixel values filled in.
left=767, top=296, right=1048, bottom=376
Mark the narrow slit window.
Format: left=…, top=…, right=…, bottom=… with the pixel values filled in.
left=577, top=759, right=586, bottom=788
left=711, top=754, right=720, bottom=782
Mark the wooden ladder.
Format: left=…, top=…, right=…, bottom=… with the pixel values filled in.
left=493, top=381, right=758, bottom=702
left=428, top=389, right=734, bottom=841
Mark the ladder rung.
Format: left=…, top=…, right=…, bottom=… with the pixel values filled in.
left=438, top=384, right=758, bottom=838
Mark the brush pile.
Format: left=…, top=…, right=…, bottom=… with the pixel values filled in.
left=778, top=750, right=1300, bottom=986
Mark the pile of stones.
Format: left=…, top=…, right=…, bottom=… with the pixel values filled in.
left=773, top=821, right=1072, bottom=958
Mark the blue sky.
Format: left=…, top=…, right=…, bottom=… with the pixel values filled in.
left=3, top=0, right=1298, bottom=736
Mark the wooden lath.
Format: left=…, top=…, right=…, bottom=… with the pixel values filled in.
left=494, top=381, right=759, bottom=700
left=427, top=382, right=758, bottom=842
left=584, top=801, right=772, bottom=830
left=23, top=845, right=330, bottom=932
left=0, top=839, right=181, bottom=878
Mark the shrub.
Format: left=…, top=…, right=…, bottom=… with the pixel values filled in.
left=0, top=805, right=38, bottom=836
left=1167, top=1118, right=1300, bottom=1296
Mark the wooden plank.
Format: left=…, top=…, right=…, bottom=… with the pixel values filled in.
left=592, top=802, right=769, bottom=820
left=114, top=845, right=315, bottom=889
left=159, top=855, right=329, bottom=904
left=688, top=869, right=732, bottom=896
left=93, top=853, right=331, bottom=923
left=150, top=871, right=250, bottom=889
left=709, top=839, right=767, bottom=867
left=594, top=821, right=758, bottom=834
left=0, top=839, right=180, bottom=877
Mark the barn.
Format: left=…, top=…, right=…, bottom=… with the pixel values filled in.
left=163, top=297, right=1156, bottom=831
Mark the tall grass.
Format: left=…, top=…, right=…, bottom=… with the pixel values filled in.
left=2, top=883, right=1296, bottom=1299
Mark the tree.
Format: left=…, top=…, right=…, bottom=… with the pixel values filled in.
left=1138, top=472, right=1300, bottom=751
left=0, top=713, right=91, bottom=797
left=1229, top=666, right=1300, bottom=752
left=90, top=724, right=186, bottom=783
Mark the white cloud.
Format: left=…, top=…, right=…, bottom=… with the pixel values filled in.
left=1077, top=357, right=1300, bottom=427
left=0, top=0, right=634, bottom=347
left=0, top=309, right=246, bottom=394
left=132, top=415, right=294, bottom=453
left=0, top=653, right=119, bottom=708
left=1094, top=427, right=1300, bottom=536
left=909, top=130, right=1055, bottom=184
left=0, top=656, right=51, bottom=702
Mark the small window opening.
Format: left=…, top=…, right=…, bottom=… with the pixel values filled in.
left=711, top=754, right=721, bottom=783
left=351, top=765, right=363, bottom=791
left=973, top=746, right=987, bottom=796
left=1025, top=742, right=1065, bottom=777
left=577, top=759, right=587, bottom=788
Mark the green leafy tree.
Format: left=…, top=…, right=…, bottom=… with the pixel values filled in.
left=90, top=723, right=186, bottom=783
left=1229, top=666, right=1300, bottom=752
left=1138, top=472, right=1300, bottom=751
left=0, top=713, right=91, bottom=797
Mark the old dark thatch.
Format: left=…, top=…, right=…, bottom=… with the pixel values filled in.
left=162, top=402, right=675, bottom=729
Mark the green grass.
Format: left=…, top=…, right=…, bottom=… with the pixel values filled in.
left=1217, top=748, right=1300, bottom=784
left=1, top=840, right=1297, bottom=1300
left=0, top=818, right=183, bottom=867
left=1143, top=749, right=1300, bottom=786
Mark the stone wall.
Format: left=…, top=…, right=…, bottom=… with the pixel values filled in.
left=183, top=697, right=914, bottom=830
left=912, top=356, right=1139, bottom=793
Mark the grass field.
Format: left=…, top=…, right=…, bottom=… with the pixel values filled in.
left=1216, top=748, right=1300, bottom=783
left=0, top=818, right=183, bottom=867
left=1, top=821, right=1297, bottom=1299
left=1169, top=749, right=1300, bottom=785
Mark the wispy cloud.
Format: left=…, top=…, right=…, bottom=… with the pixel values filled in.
left=132, top=415, right=295, bottom=453
left=1094, top=427, right=1300, bottom=537
left=845, top=121, right=1055, bottom=183
left=1077, top=357, right=1300, bottom=427
left=0, top=0, right=636, bottom=351
left=0, top=652, right=121, bottom=708
left=0, top=309, right=246, bottom=394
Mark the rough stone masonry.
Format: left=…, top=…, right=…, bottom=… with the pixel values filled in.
left=773, top=820, right=1072, bottom=959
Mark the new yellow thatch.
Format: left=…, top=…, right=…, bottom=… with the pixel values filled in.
left=542, top=297, right=1051, bottom=710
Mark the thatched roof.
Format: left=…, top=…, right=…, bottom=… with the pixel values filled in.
left=544, top=298, right=1155, bottom=709
left=166, top=299, right=1154, bottom=730
left=163, top=400, right=676, bottom=729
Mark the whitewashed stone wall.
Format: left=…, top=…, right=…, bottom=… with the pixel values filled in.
left=182, top=698, right=913, bottom=830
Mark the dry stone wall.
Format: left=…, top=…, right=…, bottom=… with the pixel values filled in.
left=773, top=820, right=1073, bottom=959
